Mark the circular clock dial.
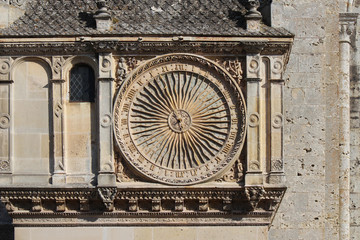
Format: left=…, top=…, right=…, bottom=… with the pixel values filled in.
left=114, top=54, right=246, bottom=185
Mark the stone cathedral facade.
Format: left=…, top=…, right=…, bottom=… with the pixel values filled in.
left=0, top=0, right=359, bottom=240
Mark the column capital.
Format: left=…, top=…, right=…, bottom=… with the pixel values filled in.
left=339, top=13, right=358, bottom=43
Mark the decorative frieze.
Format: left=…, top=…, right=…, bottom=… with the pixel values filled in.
left=0, top=187, right=284, bottom=226
left=0, top=41, right=292, bottom=63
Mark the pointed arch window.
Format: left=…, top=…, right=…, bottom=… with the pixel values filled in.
left=69, top=64, right=95, bottom=102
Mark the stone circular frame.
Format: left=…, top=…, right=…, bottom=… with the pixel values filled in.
left=114, top=54, right=246, bottom=185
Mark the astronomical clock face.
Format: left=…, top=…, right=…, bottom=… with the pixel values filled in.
left=114, top=54, right=246, bottom=185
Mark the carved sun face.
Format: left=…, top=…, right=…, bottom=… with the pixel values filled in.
left=129, top=71, right=230, bottom=170
left=114, top=54, right=246, bottom=185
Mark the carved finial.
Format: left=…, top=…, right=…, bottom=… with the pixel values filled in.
left=245, top=0, right=262, bottom=32
left=246, top=0, right=261, bottom=16
left=94, top=0, right=112, bottom=31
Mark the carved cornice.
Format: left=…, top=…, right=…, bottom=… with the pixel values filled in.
left=0, top=187, right=285, bottom=226
left=0, top=41, right=292, bottom=57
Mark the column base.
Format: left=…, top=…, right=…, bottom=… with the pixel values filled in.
left=245, top=172, right=263, bottom=186
left=51, top=174, right=66, bottom=185
left=266, top=173, right=286, bottom=186
left=97, top=173, right=116, bottom=187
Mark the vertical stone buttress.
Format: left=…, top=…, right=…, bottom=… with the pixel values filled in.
left=97, top=53, right=116, bottom=186
left=267, top=56, right=285, bottom=185
left=245, top=52, right=264, bottom=185
left=0, top=57, right=13, bottom=182
left=339, top=12, right=357, bottom=240
left=51, top=56, right=66, bottom=184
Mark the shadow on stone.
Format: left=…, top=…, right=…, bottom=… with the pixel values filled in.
left=0, top=201, right=14, bottom=240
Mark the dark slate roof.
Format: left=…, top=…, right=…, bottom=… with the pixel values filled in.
left=0, top=0, right=293, bottom=37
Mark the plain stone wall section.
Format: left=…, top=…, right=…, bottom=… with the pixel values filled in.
left=15, top=227, right=268, bottom=240
left=270, top=0, right=340, bottom=239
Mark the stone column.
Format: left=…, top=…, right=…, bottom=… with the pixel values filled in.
left=245, top=53, right=263, bottom=185
left=0, top=57, right=13, bottom=183
left=339, top=13, right=357, bottom=240
left=97, top=53, right=116, bottom=186
left=51, top=56, right=66, bottom=184
left=267, top=56, right=285, bottom=185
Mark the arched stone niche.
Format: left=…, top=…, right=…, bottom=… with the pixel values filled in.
left=12, top=58, right=52, bottom=183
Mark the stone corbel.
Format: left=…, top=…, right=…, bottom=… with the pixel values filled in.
left=51, top=56, right=66, bottom=185
left=2, top=198, right=14, bottom=212
left=0, top=57, right=13, bottom=176
left=151, top=197, right=161, bottom=212
left=128, top=198, right=138, bottom=212
left=97, top=53, right=116, bottom=186
left=98, top=187, right=117, bottom=211
left=80, top=199, right=90, bottom=212
left=245, top=186, right=264, bottom=210
left=199, top=197, right=209, bottom=211
left=31, top=198, right=42, bottom=212
left=222, top=197, right=232, bottom=211
left=175, top=197, right=184, bottom=212
left=55, top=199, right=66, bottom=212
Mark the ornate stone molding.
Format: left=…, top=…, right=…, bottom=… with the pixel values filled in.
left=98, top=187, right=117, bottom=211
left=0, top=187, right=285, bottom=226
left=51, top=56, right=66, bottom=79
left=245, top=186, right=264, bottom=210
left=222, top=58, right=244, bottom=85
left=0, top=41, right=292, bottom=59
left=215, top=159, right=244, bottom=183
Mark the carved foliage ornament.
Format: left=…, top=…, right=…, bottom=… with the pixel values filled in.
left=114, top=54, right=246, bottom=185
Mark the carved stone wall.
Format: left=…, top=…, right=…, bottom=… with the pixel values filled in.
left=1, top=0, right=360, bottom=240
left=0, top=37, right=291, bottom=236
